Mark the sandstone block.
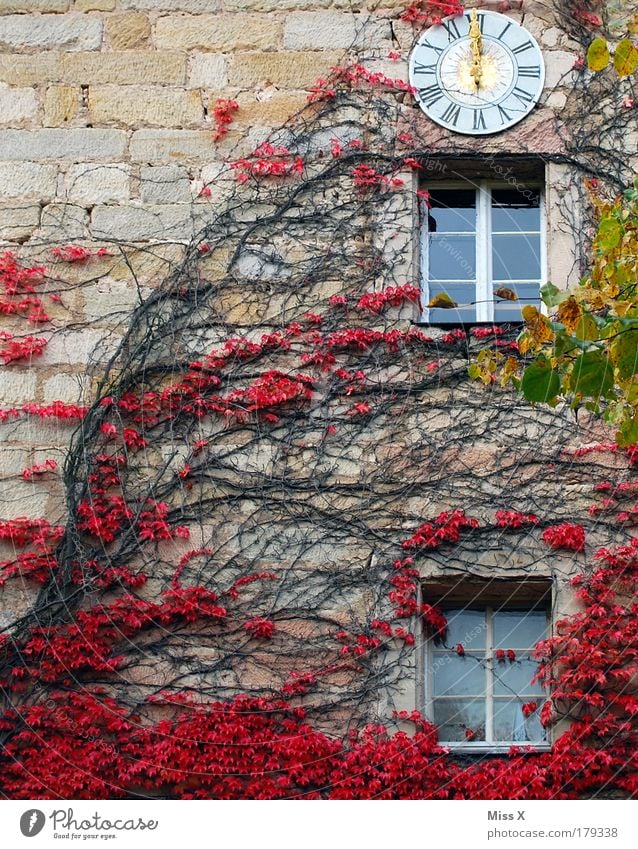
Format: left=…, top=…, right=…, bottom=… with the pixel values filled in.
left=0, top=369, right=37, bottom=405
left=0, top=0, right=69, bottom=10
left=284, top=12, right=385, bottom=50
left=91, top=203, right=204, bottom=242
left=229, top=50, right=343, bottom=88
left=225, top=0, right=332, bottom=8
left=130, top=129, right=214, bottom=163
left=0, top=162, right=57, bottom=200
left=39, top=203, right=89, bottom=240
left=544, top=49, right=577, bottom=88
left=43, top=85, right=78, bottom=127
left=0, top=480, right=50, bottom=522
left=42, top=329, right=109, bottom=366
left=0, top=84, right=38, bottom=126
left=43, top=372, right=89, bottom=404
left=154, top=14, right=280, bottom=52
left=140, top=164, right=191, bottom=203
left=0, top=55, right=61, bottom=87
left=0, top=14, right=102, bottom=52
left=89, top=86, right=203, bottom=128
left=106, top=12, right=150, bottom=50
left=0, top=203, right=40, bottom=241
left=122, top=0, right=221, bottom=8
left=61, top=51, right=186, bottom=85
left=65, top=163, right=130, bottom=204
left=188, top=53, right=227, bottom=89
left=81, top=278, right=145, bottom=321
left=0, top=129, right=127, bottom=161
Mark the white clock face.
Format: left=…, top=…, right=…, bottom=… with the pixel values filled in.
left=409, top=10, right=545, bottom=135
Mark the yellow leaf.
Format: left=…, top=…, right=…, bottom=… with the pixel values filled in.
left=587, top=38, right=611, bottom=72
left=428, top=292, right=458, bottom=308
left=494, top=286, right=518, bottom=301
left=557, top=296, right=582, bottom=332
left=521, top=305, right=554, bottom=350
left=614, top=38, right=638, bottom=76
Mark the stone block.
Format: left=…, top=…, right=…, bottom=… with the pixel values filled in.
left=106, top=12, right=150, bottom=50
left=229, top=50, right=343, bottom=88
left=81, top=278, right=145, bottom=321
left=284, top=12, right=390, bottom=50
left=75, top=0, right=114, bottom=9
left=0, top=14, right=102, bottom=52
left=0, top=369, right=37, bottom=405
left=0, top=54, right=61, bottom=87
left=0, top=480, right=51, bottom=522
left=130, top=129, right=214, bottom=163
left=43, top=85, right=78, bottom=127
left=154, top=14, right=280, bottom=52
left=39, top=203, right=89, bottom=240
left=43, top=372, right=89, bottom=404
left=0, top=162, right=57, bottom=200
left=188, top=53, right=227, bottom=89
left=0, top=203, right=40, bottom=241
left=0, top=129, right=127, bottom=161
left=544, top=49, right=577, bottom=88
left=65, top=163, right=130, bottom=204
left=0, top=0, right=69, bottom=10
left=140, top=164, right=191, bottom=203
left=0, top=83, right=38, bottom=126
left=91, top=203, right=204, bottom=242
left=89, top=85, right=203, bottom=128
left=42, top=329, right=109, bottom=365
left=122, top=0, right=221, bottom=8
left=61, top=51, right=186, bottom=86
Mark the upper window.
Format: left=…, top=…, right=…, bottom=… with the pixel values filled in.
left=420, top=181, right=544, bottom=324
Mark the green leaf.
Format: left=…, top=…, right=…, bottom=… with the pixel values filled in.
left=616, top=416, right=638, bottom=448
left=575, top=314, right=599, bottom=341
left=571, top=350, right=614, bottom=398
left=611, top=328, right=638, bottom=378
left=521, top=359, right=561, bottom=403
left=613, top=38, right=638, bottom=76
left=596, top=216, right=623, bottom=251
left=540, top=282, right=567, bottom=308
left=587, top=37, right=611, bottom=71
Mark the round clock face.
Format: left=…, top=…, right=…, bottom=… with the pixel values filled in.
left=409, top=10, right=545, bottom=135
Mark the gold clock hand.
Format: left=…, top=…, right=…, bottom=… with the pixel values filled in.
left=469, top=8, right=483, bottom=91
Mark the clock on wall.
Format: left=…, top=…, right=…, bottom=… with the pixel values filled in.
left=409, top=9, right=545, bottom=135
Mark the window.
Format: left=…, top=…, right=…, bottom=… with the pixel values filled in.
left=424, top=582, right=551, bottom=751
left=420, top=180, right=545, bottom=324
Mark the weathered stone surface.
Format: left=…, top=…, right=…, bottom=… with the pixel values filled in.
left=82, top=278, right=147, bottom=321
left=0, top=479, right=50, bottom=521
left=0, top=0, right=69, bottom=10
left=123, top=0, right=221, bottom=8
left=61, top=51, right=186, bottom=86
left=0, top=369, right=37, bottom=405
left=544, top=49, right=577, bottom=88
left=234, top=90, right=309, bottom=127
left=0, top=129, right=127, bottom=161
left=229, top=50, right=343, bottom=88
left=75, top=0, right=114, bottom=9
left=39, top=203, right=89, bottom=240
left=0, top=83, right=38, bottom=126
left=90, top=86, right=203, bottom=128
left=91, top=203, right=204, bottom=242
left=43, top=85, right=78, bottom=127
left=0, top=14, right=102, bottom=52
left=140, top=164, right=191, bottom=203
left=0, top=203, right=40, bottom=240
left=0, top=55, right=61, bottom=87
left=42, top=329, right=110, bottom=365
left=0, top=162, right=57, bottom=200
left=188, top=53, right=227, bottom=89
left=106, top=12, right=151, bottom=50
left=283, top=12, right=390, bottom=50
left=43, top=372, right=89, bottom=404
left=65, top=163, right=130, bottom=204
left=154, top=14, right=280, bottom=52
left=130, top=129, right=215, bottom=163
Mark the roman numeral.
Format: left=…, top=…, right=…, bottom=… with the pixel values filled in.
left=498, top=21, right=512, bottom=40
left=466, top=12, right=486, bottom=33
left=512, top=85, right=534, bottom=106
left=413, top=60, right=438, bottom=75
left=422, top=40, right=444, bottom=55
left=473, top=109, right=487, bottom=131
left=419, top=84, right=444, bottom=108
left=497, top=104, right=511, bottom=124
left=518, top=65, right=541, bottom=78
left=512, top=39, right=534, bottom=55
left=441, top=102, right=462, bottom=127
left=442, top=18, right=461, bottom=40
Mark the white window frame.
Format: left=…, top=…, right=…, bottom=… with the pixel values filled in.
left=424, top=603, right=552, bottom=754
left=419, top=179, right=547, bottom=324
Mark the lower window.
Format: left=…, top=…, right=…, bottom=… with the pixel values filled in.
left=425, top=589, right=550, bottom=750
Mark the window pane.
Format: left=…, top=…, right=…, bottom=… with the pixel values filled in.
left=433, top=698, right=486, bottom=742
left=493, top=655, right=544, bottom=696
left=493, top=698, right=546, bottom=743
left=433, top=653, right=485, bottom=696
left=428, top=190, right=476, bottom=232
left=492, top=234, right=541, bottom=281
left=427, top=283, right=476, bottom=324
left=492, top=189, right=540, bottom=232
left=443, top=609, right=486, bottom=650
left=493, top=610, right=547, bottom=648
left=493, top=282, right=540, bottom=322
left=429, top=235, right=476, bottom=280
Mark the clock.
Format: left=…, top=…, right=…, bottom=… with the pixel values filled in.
left=409, top=9, right=545, bottom=135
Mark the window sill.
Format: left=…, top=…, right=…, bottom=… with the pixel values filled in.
left=440, top=743, right=551, bottom=756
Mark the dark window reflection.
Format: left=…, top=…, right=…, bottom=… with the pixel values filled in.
left=428, top=189, right=476, bottom=232
left=492, top=189, right=540, bottom=232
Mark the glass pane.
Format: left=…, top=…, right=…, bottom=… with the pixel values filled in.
left=429, top=190, right=476, bottom=232
left=427, top=283, right=476, bottom=324
left=493, top=282, right=540, bottom=322
left=443, top=609, right=486, bottom=650
left=493, top=610, right=547, bottom=648
left=433, top=698, right=486, bottom=742
left=492, top=189, right=540, bottom=232
left=433, top=652, right=485, bottom=696
left=493, top=655, right=544, bottom=696
left=429, top=234, right=476, bottom=280
left=493, top=698, right=546, bottom=743
left=492, top=234, right=541, bottom=281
